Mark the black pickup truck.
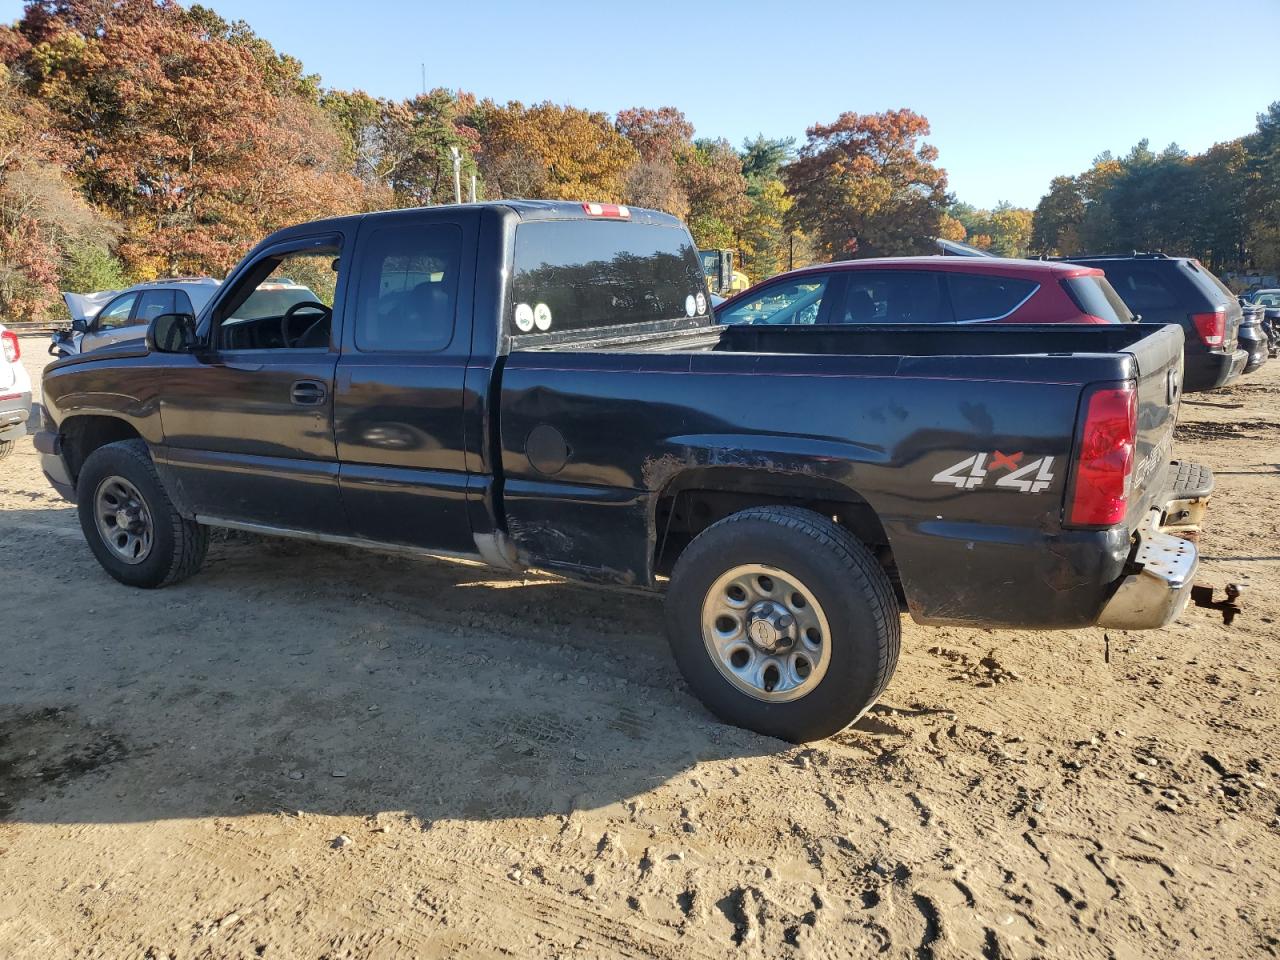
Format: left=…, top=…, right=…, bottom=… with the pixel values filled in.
left=35, top=201, right=1211, bottom=741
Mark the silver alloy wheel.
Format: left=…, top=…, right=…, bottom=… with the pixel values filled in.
left=93, top=474, right=154, bottom=565
left=700, top=563, right=831, bottom=702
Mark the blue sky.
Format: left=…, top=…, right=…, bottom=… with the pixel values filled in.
left=5, top=0, right=1276, bottom=208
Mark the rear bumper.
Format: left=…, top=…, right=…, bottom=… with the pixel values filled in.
left=1241, top=330, right=1268, bottom=373
left=1096, top=461, right=1209, bottom=630
left=0, top=389, right=31, bottom=441
left=1183, top=348, right=1247, bottom=392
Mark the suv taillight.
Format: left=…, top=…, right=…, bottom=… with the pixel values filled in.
left=1191, top=308, right=1225, bottom=347
left=1068, top=384, right=1137, bottom=527
left=1, top=330, right=18, bottom=363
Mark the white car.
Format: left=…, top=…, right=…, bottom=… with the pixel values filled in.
left=58, top=277, right=222, bottom=355
left=0, top=322, right=32, bottom=460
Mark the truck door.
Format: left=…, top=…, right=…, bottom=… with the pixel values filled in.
left=155, top=234, right=349, bottom=534
left=333, top=209, right=478, bottom=554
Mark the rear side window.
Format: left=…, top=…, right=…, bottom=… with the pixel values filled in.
left=947, top=274, right=1037, bottom=321
left=510, top=220, right=706, bottom=334
left=716, top=276, right=829, bottom=326
left=355, top=223, right=461, bottom=352
left=136, top=290, right=176, bottom=324
left=1187, top=261, right=1238, bottom=305
left=1102, top=266, right=1180, bottom=311
left=837, top=271, right=949, bottom=324
left=175, top=290, right=196, bottom=315
left=1061, top=277, right=1132, bottom=323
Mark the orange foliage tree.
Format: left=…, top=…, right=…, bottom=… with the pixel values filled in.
left=784, top=109, right=949, bottom=259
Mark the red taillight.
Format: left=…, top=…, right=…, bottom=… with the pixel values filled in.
left=1068, top=385, right=1137, bottom=527
left=582, top=202, right=630, bottom=219
left=1, top=330, right=17, bottom=363
left=1191, top=308, right=1225, bottom=347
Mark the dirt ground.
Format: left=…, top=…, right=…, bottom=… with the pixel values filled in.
left=1, top=336, right=1277, bottom=960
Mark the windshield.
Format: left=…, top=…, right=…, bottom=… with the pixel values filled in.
left=233, top=285, right=320, bottom=321
left=510, top=220, right=707, bottom=334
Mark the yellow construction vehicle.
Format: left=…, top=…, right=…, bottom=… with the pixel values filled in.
left=699, top=249, right=750, bottom=297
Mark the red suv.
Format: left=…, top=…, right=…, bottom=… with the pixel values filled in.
left=714, top=257, right=1134, bottom=327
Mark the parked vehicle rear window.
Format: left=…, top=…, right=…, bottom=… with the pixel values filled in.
left=837, top=271, right=949, bottom=323
left=947, top=274, right=1037, bottom=322
left=510, top=220, right=706, bottom=333
left=1061, top=277, right=1132, bottom=323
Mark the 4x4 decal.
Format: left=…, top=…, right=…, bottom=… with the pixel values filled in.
left=932, top=451, right=1056, bottom=493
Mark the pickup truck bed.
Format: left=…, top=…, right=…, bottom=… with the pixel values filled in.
left=34, top=201, right=1206, bottom=741
left=500, top=321, right=1185, bottom=629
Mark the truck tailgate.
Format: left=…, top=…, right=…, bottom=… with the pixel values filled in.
left=1120, top=323, right=1185, bottom=527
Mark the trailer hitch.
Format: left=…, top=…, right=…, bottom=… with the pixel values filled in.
left=1190, top=583, right=1244, bottom=626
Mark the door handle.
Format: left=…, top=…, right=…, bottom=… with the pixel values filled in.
left=291, top=380, right=327, bottom=405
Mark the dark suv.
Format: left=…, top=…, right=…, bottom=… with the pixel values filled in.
left=1057, top=254, right=1247, bottom=392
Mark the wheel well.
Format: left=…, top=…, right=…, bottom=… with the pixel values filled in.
left=61, top=416, right=142, bottom=484
left=652, top=469, right=899, bottom=594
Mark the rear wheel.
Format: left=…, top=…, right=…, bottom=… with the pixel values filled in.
left=76, top=439, right=208, bottom=588
left=664, top=506, right=899, bottom=742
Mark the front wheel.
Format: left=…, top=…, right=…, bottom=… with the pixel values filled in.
left=664, top=506, right=900, bottom=742
left=0, top=438, right=13, bottom=461
left=76, top=439, right=208, bottom=588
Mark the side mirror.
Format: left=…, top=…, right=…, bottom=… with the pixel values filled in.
left=71, top=318, right=88, bottom=333
left=146, top=312, right=198, bottom=353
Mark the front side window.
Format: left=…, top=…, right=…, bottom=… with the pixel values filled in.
left=837, top=271, right=948, bottom=324
left=216, top=243, right=340, bottom=350
left=717, top=277, right=829, bottom=326
left=949, top=273, right=1038, bottom=322
left=510, top=220, right=706, bottom=334
left=96, top=293, right=137, bottom=330
left=354, top=222, right=461, bottom=352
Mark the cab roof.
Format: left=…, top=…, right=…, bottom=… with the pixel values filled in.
left=256, top=200, right=684, bottom=248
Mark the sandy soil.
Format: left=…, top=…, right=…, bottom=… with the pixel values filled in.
left=1, top=336, right=1277, bottom=960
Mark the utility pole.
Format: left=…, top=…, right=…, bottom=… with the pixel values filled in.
left=420, top=63, right=426, bottom=95
left=469, top=174, right=478, bottom=203
left=449, top=146, right=462, bottom=204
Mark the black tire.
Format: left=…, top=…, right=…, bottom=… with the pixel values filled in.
left=0, top=438, right=13, bottom=460
left=76, top=439, right=208, bottom=588
left=664, top=506, right=900, bottom=742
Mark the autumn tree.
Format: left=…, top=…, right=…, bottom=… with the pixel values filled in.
left=10, top=0, right=365, bottom=277
left=478, top=100, right=635, bottom=202
left=784, top=109, right=949, bottom=260
left=0, top=48, right=119, bottom=320
left=678, top=138, right=748, bottom=249
left=948, top=201, right=1033, bottom=257
left=1031, top=175, right=1085, bottom=255
left=730, top=135, right=793, bottom=277
left=615, top=105, right=693, bottom=218
left=615, top=106, right=694, bottom=163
